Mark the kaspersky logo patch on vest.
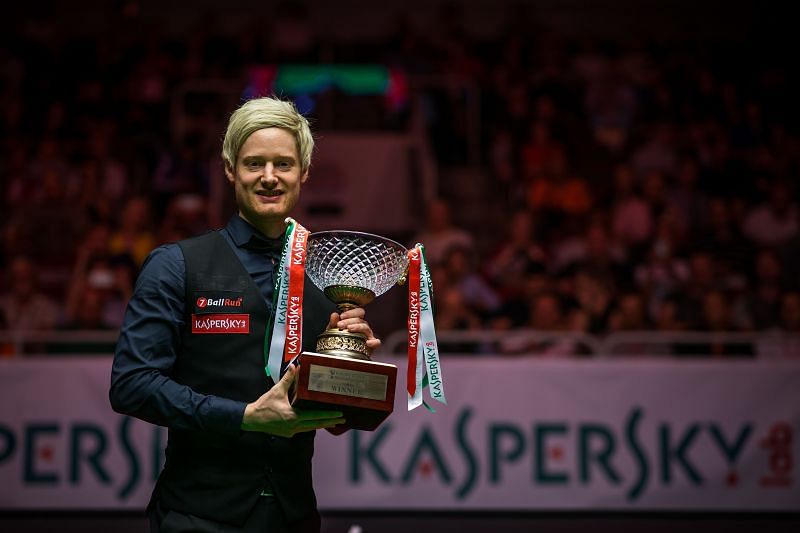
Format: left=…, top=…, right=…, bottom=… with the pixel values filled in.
left=191, top=313, right=250, bottom=334
left=192, top=291, right=249, bottom=334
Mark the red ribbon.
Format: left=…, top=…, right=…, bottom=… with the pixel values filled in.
left=407, top=247, right=421, bottom=398
left=284, top=224, right=308, bottom=362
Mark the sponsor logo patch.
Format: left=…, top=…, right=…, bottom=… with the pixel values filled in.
left=195, top=296, right=243, bottom=309
left=191, top=313, right=250, bottom=334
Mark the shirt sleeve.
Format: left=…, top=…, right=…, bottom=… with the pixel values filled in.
left=109, top=244, right=246, bottom=435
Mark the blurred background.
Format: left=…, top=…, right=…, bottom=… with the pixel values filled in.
left=1, top=0, right=799, bottom=531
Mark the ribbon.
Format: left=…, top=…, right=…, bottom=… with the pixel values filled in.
left=407, top=247, right=423, bottom=409
left=265, top=218, right=309, bottom=380
left=407, top=244, right=446, bottom=411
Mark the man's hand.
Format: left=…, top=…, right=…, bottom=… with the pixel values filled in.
left=241, top=365, right=345, bottom=437
left=327, top=307, right=381, bottom=354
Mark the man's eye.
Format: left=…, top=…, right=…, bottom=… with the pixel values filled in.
left=276, top=161, right=292, bottom=170
left=245, top=161, right=262, bottom=169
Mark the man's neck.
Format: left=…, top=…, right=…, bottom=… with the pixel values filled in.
left=238, top=212, right=287, bottom=240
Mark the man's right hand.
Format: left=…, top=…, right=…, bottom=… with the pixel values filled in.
left=240, top=365, right=345, bottom=437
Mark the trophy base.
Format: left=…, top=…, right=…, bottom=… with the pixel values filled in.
left=291, top=351, right=397, bottom=431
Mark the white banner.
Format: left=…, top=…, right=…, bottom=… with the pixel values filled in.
left=0, top=357, right=798, bottom=510
left=0, top=358, right=163, bottom=509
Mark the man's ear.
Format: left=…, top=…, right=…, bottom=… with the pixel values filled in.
left=224, top=164, right=235, bottom=185
left=300, top=170, right=309, bottom=185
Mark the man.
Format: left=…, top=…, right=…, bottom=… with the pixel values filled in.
left=110, top=97, right=380, bottom=532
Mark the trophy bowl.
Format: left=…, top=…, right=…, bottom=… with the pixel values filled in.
left=305, top=230, right=409, bottom=360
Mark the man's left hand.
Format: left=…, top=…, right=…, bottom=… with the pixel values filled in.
left=326, top=308, right=381, bottom=354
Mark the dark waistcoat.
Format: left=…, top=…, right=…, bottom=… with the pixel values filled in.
left=154, top=230, right=333, bottom=527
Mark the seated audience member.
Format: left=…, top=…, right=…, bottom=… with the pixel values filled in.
left=654, top=294, right=690, bottom=332
left=64, top=255, right=135, bottom=330
left=779, top=292, right=800, bottom=333
left=609, top=163, right=653, bottom=251
left=109, top=196, right=157, bottom=266
left=442, top=245, right=502, bottom=318
left=691, top=197, right=753, bottom=275
left=634, top=210, right=691, bottom=320
left=741, top=180, right=798, bottom=248
left=493, top=261, right=552, bottom=328
left=484, top=209, right=546, bottom=301
left=433, top=287, right=483, bottom=355
left=500, top=292, right=585, bottom=357
left=526, top=149, right=593, bottom=220
left=0, top=256, right=61, bottom=332
left=573, top=268, right=615, bottom=335
left=756, top=291, right=800, bottom=359
left=682, top=290, right=754, bottom=358
left=411, top=199, right=474, bottom=266
left=157, top=193, right=210, bottom=243
left=746, top=248, right=784, bottom=330
left=608, top=292, right=651, bottom=332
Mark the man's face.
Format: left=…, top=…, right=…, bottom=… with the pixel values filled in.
left=225, top=127, right=308, bottom=237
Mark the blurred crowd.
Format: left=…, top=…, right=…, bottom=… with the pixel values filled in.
left=1, top=3, right=799, bottom=357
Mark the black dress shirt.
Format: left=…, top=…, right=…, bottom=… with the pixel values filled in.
left=110, top=215, right=285, bottom=436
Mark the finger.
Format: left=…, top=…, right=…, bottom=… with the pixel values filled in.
left=336, top=317, right=368, bottom=329
left=366, top=338, right=382, bottom=349
left=342, top=322, right=374, bottom=338
left=338, top=307, right=365, bottom=320
left=326, top=312, right=340, bottom=330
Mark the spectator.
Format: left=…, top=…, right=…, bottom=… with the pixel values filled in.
left=553, top=220, right=629, bottom=290
left=665, top=157, right=706, bottom=236
left=441, top=245, right=501, bottom=318
left=109, top=196, right=157, bottom=266
left=526, top=149, right=593, bottom=219
left=654, top=294, right=690, bottom=332
left=685, top=290, right=753, bottom=357
left=609, top=163, right=653, bottom=250
left=0, top=256, right=61, bottom=331
left=520, top=120, right=563, bottom=181
left=435, top=287, right=481, bottom=332
left=573, top=268, right=615, bottom=335
left=634, top=210, right=691, bottom=320
left=779, top=292, right=800, bottom=333
left=411, top=199, right=474, bottom=266
left=65, top=224, right=134, bottom=329
left=631, top=122, right=678, bottom=178
left=746, top=249, right=784, bottom=330
left=484, top=209, right=546, bottom=301
left=157, top=193, right=210, bottom=243
left=757, top=291, right=800, bottom=359
left=691, top=197, right=754, bottom=277
left=609, top=292, right=651, bottom=331
left=741, top=180, right=798, bottom=247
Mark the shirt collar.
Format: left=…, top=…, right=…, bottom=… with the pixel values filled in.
left=226, top=215, right=284, bottom=253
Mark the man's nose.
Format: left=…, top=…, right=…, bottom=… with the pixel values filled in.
left=261, top=163, right=278, bottom=184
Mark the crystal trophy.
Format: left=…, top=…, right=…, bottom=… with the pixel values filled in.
left=291, top=231, right=408, bottom=431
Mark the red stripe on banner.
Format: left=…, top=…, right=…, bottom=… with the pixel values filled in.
left=407, top=247, right=421, bottom=397
left=284, top=224, right=308, bottom=362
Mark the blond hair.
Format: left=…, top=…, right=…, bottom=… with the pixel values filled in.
left=222, top=97, right=314, bottom=174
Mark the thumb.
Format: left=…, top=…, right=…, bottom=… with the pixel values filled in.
left=275, top=364, right=297, bottom=394
left=326, top=312, right=340, bottom=330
